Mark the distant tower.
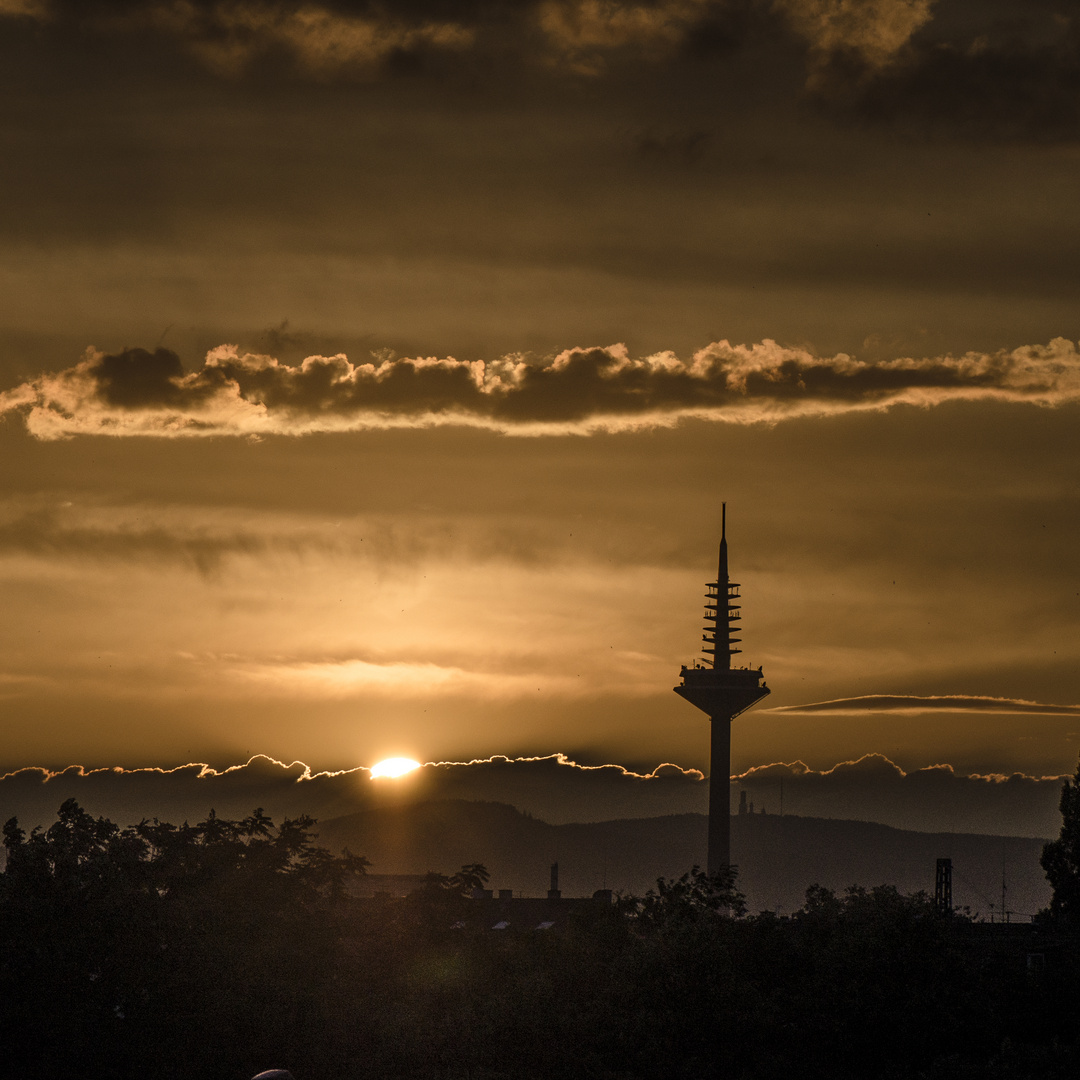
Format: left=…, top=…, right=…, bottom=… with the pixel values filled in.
left=935, top=858, right=953, bottom=914
left=674, top=505, right=770, bottom=875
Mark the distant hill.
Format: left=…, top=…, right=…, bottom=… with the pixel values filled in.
left=316, top=799, right=1052, bottom=918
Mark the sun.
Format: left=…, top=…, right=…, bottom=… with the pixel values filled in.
left=370, top=757, right=422, bottom=779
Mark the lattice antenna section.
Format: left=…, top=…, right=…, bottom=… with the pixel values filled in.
left=701, top=504, right=742, bottom=670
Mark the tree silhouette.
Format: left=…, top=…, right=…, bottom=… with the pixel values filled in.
left=1042, top=753, right=1080, bottom=922
left=3, top=801, right=1079, bottom=1079
left=628, top=864, right=747, bottom=928
left=0, top=801, right=370, bottom=1079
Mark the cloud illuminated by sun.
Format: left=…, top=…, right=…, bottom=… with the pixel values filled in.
left=370, top=757, right=422, bottom=779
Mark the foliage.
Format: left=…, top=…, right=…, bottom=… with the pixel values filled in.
left=628, top=864, right=747, bottom=927
left=0, top=800, right=368, bottom=1080
left=411, top=861, right=492, bottom=898
left=1041, top=754, right=1080, bottom=923
left=1, top=802, right=1079, bottom=1080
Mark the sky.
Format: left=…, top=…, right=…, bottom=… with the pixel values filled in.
left=2, top=1, right=1080, bottom=828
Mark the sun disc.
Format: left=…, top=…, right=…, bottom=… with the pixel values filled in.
left=370, top=757, right=422, bottom=779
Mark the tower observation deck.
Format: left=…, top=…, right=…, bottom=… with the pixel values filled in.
left=674, top=505, right=769, bottom=875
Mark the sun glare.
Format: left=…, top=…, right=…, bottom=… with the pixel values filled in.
left=370, top=757, right=422, bottom=779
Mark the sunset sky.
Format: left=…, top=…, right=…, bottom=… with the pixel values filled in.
left=2, top=0, right=1079, bottom=802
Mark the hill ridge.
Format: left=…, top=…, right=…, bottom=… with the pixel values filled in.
left=316, top=798, right=1052, bottom=917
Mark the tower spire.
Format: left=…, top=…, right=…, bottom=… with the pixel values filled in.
left=721, top=503, right=730, bottom=574
left=701, top=502, right=741, bottom=672
left=718, top=502, right=728, bottom=580
left=674, top=506, right=769, bottom=874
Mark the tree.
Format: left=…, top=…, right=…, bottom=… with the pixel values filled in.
left=0, top=802, right=371, bottom=1079
left=627, top=864, right=747, bottom=929
left=1041, top=754, right=1080, bottom=922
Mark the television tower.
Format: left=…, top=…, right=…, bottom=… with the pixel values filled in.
left=674, top=505, right=769, bottom=875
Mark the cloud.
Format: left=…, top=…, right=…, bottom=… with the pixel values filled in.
left=146, top=1, right=476, bottom=77
left=5, top=1, right=1076, bottom=141
left=2, top=336, right=1080, bottom=439
left=769, top=694, right=1080, bottom=717
left=537, top=0, right=715, bottom=71
left=774, top=0, right=934, bottom=75
left=734, top=753, right=1066, bottom=837
left=0, top=753, right=707, bottom=834
left=794, top=2, right=1080, bottom=140
left=0, top=0, right=47, bottom=18
left=3, top=0, right=724, bottom=77
left=0, top=750, right=1068, bottom=839
left=1, top=1, right=477, bottom=76
left=0, top=0, right=784, bottom=86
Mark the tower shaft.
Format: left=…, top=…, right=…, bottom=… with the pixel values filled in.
left=708, top=714, right=732, bottom=879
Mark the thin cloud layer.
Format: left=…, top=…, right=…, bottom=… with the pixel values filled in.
left=0, top=751, right=1068, bottom=838
left=3, top=337, right=1079, bottom=439
left=230, top=657, right=608, bottom=700
left=769, top=694, right=1080, bottom=717
left=0, top=501, right=273, bottom=577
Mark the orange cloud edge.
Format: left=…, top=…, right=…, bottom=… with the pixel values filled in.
left=0, top=750, right=1069, bottom=787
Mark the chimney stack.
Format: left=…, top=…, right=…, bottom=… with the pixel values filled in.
left=548, top=861, right=561, bottom=900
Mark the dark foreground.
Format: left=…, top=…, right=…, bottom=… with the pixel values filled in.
left=2, top=802, right=1078, bottom=1080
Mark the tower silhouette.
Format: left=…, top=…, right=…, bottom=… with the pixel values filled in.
left=674, top=505, right=769, bottom=874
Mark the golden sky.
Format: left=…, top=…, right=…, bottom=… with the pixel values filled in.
left=1, top=1, right=1079, bottom=792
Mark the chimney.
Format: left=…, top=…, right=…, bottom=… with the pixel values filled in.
left=548, top=861, right=561, bottom=900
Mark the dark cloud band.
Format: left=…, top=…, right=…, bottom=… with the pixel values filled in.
left=2, top=336, right=1079, bottom=438
left=0, top=750, right=1069, bottom=839
left=6, top=2, right=1080, bottom=141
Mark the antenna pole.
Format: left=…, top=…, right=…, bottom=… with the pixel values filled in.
left=1002, top=853, right=1008, bottom=924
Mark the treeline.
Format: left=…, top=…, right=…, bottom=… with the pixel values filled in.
left=2, top=800, right=1078, bottom=1080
